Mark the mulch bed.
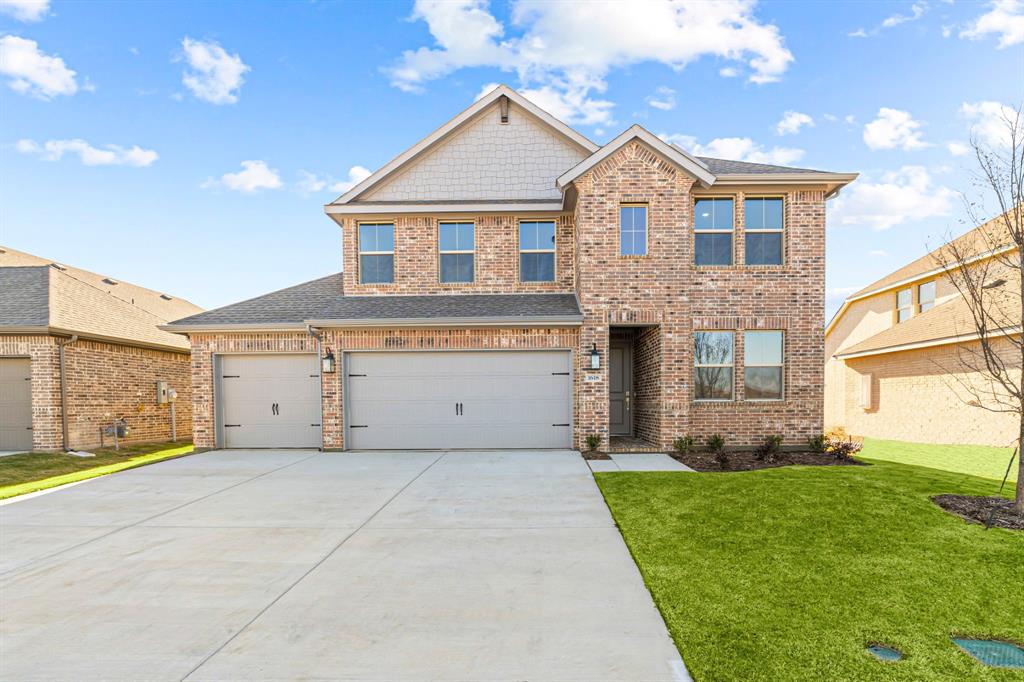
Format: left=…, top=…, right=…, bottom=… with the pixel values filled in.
left=932, top=494, right=1024, bottom=531
left=581, top=450, right=612, bottom=460
left=669, top=450, right=866, bottom=472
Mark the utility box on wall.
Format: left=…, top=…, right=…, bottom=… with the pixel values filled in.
left=156, top=380, right=171, bottom=404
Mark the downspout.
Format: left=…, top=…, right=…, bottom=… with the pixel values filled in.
left=56, top=335, right=79, bottom=451
left=305, top=324, right=326, bottom=452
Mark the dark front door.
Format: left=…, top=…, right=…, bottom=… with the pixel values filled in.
left=609, top=341, right=632, bottom=436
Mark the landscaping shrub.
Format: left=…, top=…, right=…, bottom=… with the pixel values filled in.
left=673, top=435, right=695, bottom=456
left=827, top=438, right=863, bottom=460
left=706, top=434, right=728, bottom=469
left=754, top=435, right=783, bottom=462
left=586, top=434, right=601, bottom=452
left=807, top=434, right=829, bottom=453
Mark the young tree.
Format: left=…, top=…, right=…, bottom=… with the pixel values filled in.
left=934, top=104, right=1023, bottom=513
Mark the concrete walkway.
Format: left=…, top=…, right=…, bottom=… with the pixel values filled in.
left=0, top=449, right=689, bottom=681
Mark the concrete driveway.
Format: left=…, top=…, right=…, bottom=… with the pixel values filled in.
left=0, top=449, right=688, bottom=681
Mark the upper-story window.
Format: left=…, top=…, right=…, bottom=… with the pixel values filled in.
left=918, top=281, right=936, bottom=313
left=358, top=222, right=394, bottom=284
left=519, top=220, right=556, bottom=282
left=620, top=204, right=648, bottom=256
left=694, top=330, right=734, bottom=401
left=744, top=331, right=784, bottom=401
left=745, top=197, right=784, bottom=265
left=439, top=221, right=475, bottom=283
left=896, top=287, right=913, bottom=322
left=694, top=197, right=734, bottom=266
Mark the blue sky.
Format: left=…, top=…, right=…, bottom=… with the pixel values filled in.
left=1, top=0, right=1021, bottom=317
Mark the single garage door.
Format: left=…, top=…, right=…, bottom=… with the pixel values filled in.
left=0, top=358, right=32, bottom=451
left=345, top=350, right=572, bottom=450
left=216, top=354, right=321, bottom=448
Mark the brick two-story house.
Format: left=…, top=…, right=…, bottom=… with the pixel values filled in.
left=166, top=86, right=856, bottom=452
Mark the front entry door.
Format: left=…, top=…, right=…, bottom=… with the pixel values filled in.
left=609, top=342, right=632, bottom=436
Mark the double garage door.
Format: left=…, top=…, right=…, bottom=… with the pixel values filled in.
left=215, top=351, right=572, bottom=450
left=0, top=358, right=32, bottom=451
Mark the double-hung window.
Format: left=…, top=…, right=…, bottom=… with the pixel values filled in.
left=358, top=222, right=394, bottom=284
left=896, top=287, right=913, bottom=322
left=519, top=220, right=556, bottom=282
left=439, top=221, right=475, bottom=283
left=745, top=197, right=784, bottom=265
left=918, top=281, right=936, bottom=313
left=694, top=331, right=734, bottom=401
left=620, top=205, right=648, bottom=256
left=694, top=198, right=734, bottom=265
left=744, top=331, right=784, bottom=401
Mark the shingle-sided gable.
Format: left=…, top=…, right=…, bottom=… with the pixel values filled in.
left=360, top=100, right=591, bottom=202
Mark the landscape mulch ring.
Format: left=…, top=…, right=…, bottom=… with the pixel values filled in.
left=669, top=449, right=867, bottom=472
left=933, top=494, right=1024, bottom=531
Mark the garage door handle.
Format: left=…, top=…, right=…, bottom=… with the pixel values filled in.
left=222, top=375, right=240, bottom=378
left=552, top=423, right=570, bottom=427
left=225, top=424, right=241, bottom=428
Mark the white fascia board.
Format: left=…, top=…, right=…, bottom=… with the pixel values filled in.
left=304, top=315, right=584, bottom=328
left=556, top=125, right=717, bottom=190
left=324, top=201, right=566, bottom=216
left=158, top=323, right=308, bottom=334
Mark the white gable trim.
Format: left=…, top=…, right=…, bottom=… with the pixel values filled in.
left=329, top=85, right=598, bottom=206
left=556, top=125, right=717, bottom=190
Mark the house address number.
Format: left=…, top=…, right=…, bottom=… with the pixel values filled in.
left=584, top=374, right=601, bottom=382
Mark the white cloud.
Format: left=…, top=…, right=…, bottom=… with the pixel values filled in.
left=869, top=249, right=888, bottom=257
left=828, top=165, right=956, bottom=230
left=844, top=114, right=856, bottom=125
left=718, top=66, right=739, bottom=77
left=959, top=100, right=1019, bottom=148
left=331, top=165, right=372, bottom=193
left=863, top=108, right=929, bottom=150
left=881, top=1, right=927, bottom=28
left=646, top=86, right=676, bottom=111
left=15, top=138, right=158, bottom=166
left=848, top=28, right=869, bottom=38
left=296, top=166, right=372, bottom=195
left=661, top=133, right=804, bottom=165
left=179, top=37, right=249, bottom=105
left=776, top=110, right=813, bottom=136
left=947, top=141, right=970, bottom=156
left=388, top=0, right=793, bottom=125
left=203, top=160, right=282, bottom=193
left=0, top=35, right=77, bottom=99
left=0, top=0, right=49, bottom=22
left=960, top=0, right=1024, bottom=48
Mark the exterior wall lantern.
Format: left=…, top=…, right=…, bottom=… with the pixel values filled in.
left=322, top=350, right=336, bottom=374
left=589, top=343, right=600, bottom=370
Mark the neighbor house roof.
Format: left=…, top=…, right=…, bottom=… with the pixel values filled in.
left=0, top=248, right=203, bottom=352
left=164, top=274, right=583, bottom=331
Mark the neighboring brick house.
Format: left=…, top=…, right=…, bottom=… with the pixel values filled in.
left=825, top=216, right=1020, bottom=446
left=0, top=247, right=201, bottom=451
left=166, top=85, right=856, bottom=452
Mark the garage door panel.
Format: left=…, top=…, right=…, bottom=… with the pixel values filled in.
left=0, top=358, right=32, bottom=451
left=346, top=351, right=571, bottom=450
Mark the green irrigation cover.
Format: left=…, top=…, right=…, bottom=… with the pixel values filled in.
left=866, top=645, right=903, bottom=662
left=953, top=638, right=1024, bottom=669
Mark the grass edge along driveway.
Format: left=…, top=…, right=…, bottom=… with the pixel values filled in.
left=0, top=442, right=195, bottom=500
left=596, top=461, right=1024, bottom=681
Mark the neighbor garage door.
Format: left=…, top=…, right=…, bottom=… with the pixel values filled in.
left=0, top=358, right=32, bottom=451
left=216, top=354, right=321, bottom=448
left=345, top=350, right=572, bottom=450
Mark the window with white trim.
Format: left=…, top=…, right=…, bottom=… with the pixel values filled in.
left=620, top=205, right=648, bottom=256
left=744, top=197, right=784, bottom=265
left=439, top=221, right=475, bottom=283
left=519, top=220, right=556, bottom=282
left=896, top=287, right=913, bottom=322
left=744, top=331, right=784, bottom=401
left=918, top=281, right=936, bottom=313
left=694, top=197, right=734, bottom=265
left=694, top=331, right=734, bottom=401
left=358, top=222, right=394, bottom=284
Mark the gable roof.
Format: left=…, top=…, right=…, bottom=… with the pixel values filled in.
left=0, top=248, right=203, bottom=352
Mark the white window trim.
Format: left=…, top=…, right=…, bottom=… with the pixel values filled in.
left=744, top=196, right=785, bottom=266
left=744, top=330, right=785, bottom=402
left=619, top=203, right=649, bottom=256
left=693, top=197, right=735, bottom=265
left=896, top=287, right=913, bottom=323
left=438, top=221, right=476, bottom=283
left=519, top=219, right=557, bottom=282
left=357, top=222, right=395, bottom=284
left=694, top=331, right=735, bottom=402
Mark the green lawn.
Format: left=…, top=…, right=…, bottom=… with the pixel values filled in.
left=596, top=462, right=1024, bottom=681
left=0, top=441, right=194, bottom=500
left=861, top=438, right=1018, bottom=483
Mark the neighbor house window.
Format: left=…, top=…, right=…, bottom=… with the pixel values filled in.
left=745, top=197, right=784, bottom=265
left=744, top=331, right=784, bottom=401
left=620, top=204, right=648, bottom=256
left=918, top=281, right=936, bottom=313
left=694, top=197, right=734, bottom=265
left=519, top=220, right=556, bottom=282
left=694, top=331, right=734, bottom=401
left=896, top=287, right=913, bottom=322
left=358, top=222, right=394, bottom=284
left=439, top=221, right=475, bottom=283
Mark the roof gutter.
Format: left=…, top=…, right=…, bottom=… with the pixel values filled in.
left=1, top=326, right=190, bottom=354
left=159, top=323, right=309, bottom=334
left=303, top=315, right=584, bottom=328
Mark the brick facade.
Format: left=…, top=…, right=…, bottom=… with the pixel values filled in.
left=0, top=334, right=192, bottom=451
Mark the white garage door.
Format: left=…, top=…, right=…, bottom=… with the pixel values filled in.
left=0, top=358, right=32, bottom=451
left=216, top=354, right=321, bottom=449
left=345, top=350, right=572, bottom=450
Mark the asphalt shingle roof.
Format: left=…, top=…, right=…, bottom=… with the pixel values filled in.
left=0, top=267, right=50, bottom=326
left=695, top=156, right=838, bottom=175
left=168, top=273, right=582, bottom=327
